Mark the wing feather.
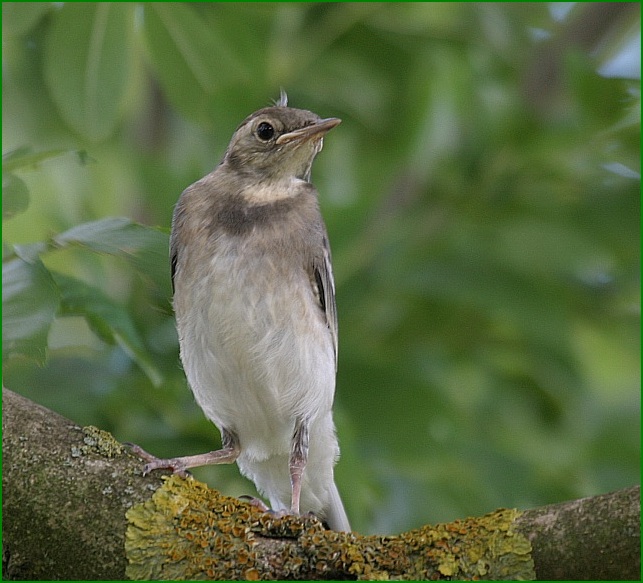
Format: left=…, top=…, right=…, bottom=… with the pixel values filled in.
left=312, top=234, right=338, bottom=369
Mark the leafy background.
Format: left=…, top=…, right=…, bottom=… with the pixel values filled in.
left=3, top=3, right=640, bottom=534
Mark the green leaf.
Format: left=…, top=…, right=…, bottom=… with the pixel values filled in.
left=2, top=2, right=51, bottom=37
left=2, top=147, right=93, bottom=220
left=2, top=173, right=30, bottom=220
left=53, top=273, right=164, bottom=387
left=2, top=254, right=60, bottom=364
left=2, top=146, right=85, bottom=173
left=142, top=3, right=247, bottom=122
left=53, top=217, right=171, bottom=290
left=43, top=3, right=134, bottom=141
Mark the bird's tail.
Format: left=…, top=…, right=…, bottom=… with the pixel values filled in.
left=326, top=481, right=351, bottom=532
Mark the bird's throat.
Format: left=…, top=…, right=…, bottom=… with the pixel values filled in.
left=242, top=177, right=309, bottom=204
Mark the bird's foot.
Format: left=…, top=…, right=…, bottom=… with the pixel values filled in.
left=237, top=497, right=325, bottom=530
left=239, top=495, right=271, bottom=512
left=124, top=442, right=192, bottom=478
left=238, top=497, right=301, bottom=521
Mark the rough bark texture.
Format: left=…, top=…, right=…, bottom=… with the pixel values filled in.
left=1, top=388, right=162, bottom=580
left=514, top=485, right=641, bottom=580
left=2, top=388, right=640, bottom=580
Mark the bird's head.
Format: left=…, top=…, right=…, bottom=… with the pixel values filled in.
left=223, top=93, right=341, bottom=182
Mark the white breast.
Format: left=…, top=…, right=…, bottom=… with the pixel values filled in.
left=174, top=239, right=336, bottom=463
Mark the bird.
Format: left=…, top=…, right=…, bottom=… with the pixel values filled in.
left=131, top=91, right=350, bottom=532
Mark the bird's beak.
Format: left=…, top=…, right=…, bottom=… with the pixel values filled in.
left=276, top=118, right=342, bottom=145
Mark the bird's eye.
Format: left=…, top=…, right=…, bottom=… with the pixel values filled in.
left=256, top=122, right=275, bottom=141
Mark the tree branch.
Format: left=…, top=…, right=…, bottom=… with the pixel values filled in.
left=2, top=388, right=639, bottom=580
left=515, top=484, right=640, bottom=580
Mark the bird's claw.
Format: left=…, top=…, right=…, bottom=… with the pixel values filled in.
left=239, top=495, right=270, bottom=512
left=237, top=496, right=321, bottom=525
left=124, top=442, right=192, bottom=478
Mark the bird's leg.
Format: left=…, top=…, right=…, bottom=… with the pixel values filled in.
left=127, top=428, right=239, bottom=478
left=289, top=419, right=309, bottom=515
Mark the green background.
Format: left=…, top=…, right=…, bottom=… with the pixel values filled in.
left=3, top=2, right=640, bottom=534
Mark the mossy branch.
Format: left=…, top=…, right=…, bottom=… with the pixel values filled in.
left=2, top=388, right=640, bottom=580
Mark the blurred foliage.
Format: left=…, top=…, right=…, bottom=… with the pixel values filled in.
left=2, top=3, right=640, bottom=534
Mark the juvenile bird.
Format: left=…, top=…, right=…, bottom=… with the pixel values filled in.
left=133, top=92, right=350, bottom=532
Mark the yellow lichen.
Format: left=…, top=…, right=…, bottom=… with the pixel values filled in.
left=394, top=508, right=536, bottom=581
left=80, top=425, right=125, bottom=457
left=125, top=475, right=262, bottom=580
left=125, top=477, right=535, bottom=581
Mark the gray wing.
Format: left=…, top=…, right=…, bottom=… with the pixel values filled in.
left=312, top=234, right=338, bottom=370
left=169, top=193, right=189, bottom=294
left=170, top=243, right=178, bottom=293
left=169, top=210, right=182, bottom=294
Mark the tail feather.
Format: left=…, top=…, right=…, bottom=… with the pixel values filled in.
left=325, top=481, right=351, bottom=532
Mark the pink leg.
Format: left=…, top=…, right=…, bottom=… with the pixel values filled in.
left=127, top=429, right=239, bottom=478
left=289, top=421, right=309, bottom=515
